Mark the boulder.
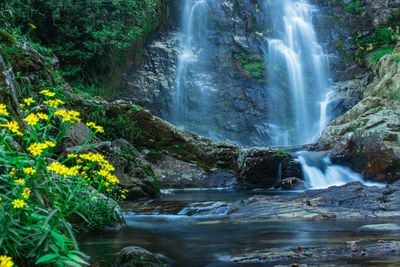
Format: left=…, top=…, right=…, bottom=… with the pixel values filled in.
left=274, top=177, right=306, bottom=190
left=113, top=246, right=163, bottom=267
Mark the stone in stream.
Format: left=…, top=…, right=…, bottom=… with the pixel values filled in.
left=113, top=246, right=164, bottom=267
left=357, top=223, right=400, bottom=233
left=274, top=177, right=306, bottom=190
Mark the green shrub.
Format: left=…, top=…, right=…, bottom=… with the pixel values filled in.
left=0, top=90, right=124, bottom=266
left=0, top=0, right=161, bottom=85
left=367, top=48, right=394, bottom=64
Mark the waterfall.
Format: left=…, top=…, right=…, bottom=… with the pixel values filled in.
left=296, top=152, right=384, bottom=189
left=169, top=0, right=215, bottom=137
left=264, top=0, right=331, bottom=146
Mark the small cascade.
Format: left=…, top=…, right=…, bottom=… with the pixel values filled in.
left=169, top=0, right=215, bottom=137
left=264, top=0, right=331, bottom=145
left=296, top=151, right=383, bottom=189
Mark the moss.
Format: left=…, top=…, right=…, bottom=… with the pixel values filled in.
left=233, top=52, right=265, bottom=78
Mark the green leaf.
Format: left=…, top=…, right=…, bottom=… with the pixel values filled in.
left=67, top=254, right=89, bottom=265
left=63, top=260, right=83, bottom=267
left=35, top=254, right=59, bottom=264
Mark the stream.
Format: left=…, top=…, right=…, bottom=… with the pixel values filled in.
left=80, top=189, right=400, bottom=266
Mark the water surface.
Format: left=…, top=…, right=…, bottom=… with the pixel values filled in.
left=80, top=190, right=400, bottom=266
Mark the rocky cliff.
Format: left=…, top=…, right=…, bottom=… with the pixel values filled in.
left=316, top=45, right=400, bottom=183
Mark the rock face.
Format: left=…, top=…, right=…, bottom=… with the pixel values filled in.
left=316, top=47, right=400, bottom=183
left=118, top=0, right=335, bottom=146
left=357, top=223, right=400, bottom=233
left=113, top=246, right=163, bottom=267
left=229, top=181, right=400, bottom=221
left=70, top=97, right=303, bottom=190
left=226, top=240, right=400, bottom=265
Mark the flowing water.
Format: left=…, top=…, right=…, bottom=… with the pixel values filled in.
left=296, top=151, right=384, bottom=189
left=264, top=0, right=331, bottom=146
left=80, top=190, right=399, bottom=266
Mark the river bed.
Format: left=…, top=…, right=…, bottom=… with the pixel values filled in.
left=80, top=190, right=400, bottom=266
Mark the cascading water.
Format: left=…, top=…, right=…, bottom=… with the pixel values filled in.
left=264, top=0, right=331, bottom=146
left=296, top=151, right=383, bottom=189
left=169, top=0, right=216, bottom=137
left=263, top=0, right=375, bottom=188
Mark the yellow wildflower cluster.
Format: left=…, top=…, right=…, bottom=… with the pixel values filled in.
left=22, top=188, right=30, bottom=200
left=23, top=167, right=36, bottom=175
left=14, top=179, right=25, bottom=186
left=27, top=141, right=55, bottom=156
left=12, top=199, right=28, bottom=209
left=24, top=113, right=40, bottom=126
left=0, top=104, right=9, bottom=116
left=44, top=99, right=65, bottom=109
left=86, top=122, right=104, bottom=133
left=37, top=113, right=49, bottom=120
left=47, top=162, right=81, bottom=177
left=23, top=98, right=35, bottom=107
left=0, top=121, right=23, bottom=136
left=54, top=109, right=81, bottom=123
left=39, top=89, right=55, bottom=97
left=0, top=255, right=13, bottom=267
left=77, top=152, right=119, bottom=185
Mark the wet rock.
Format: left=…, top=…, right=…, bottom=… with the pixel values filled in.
left=316, top=46, right=400, bottom=183
left=357, top=223, right=400, bottom=233
left=274, top=177, right=306, bottom=190
left=153, top=155, right=237, bottom=188
left=236, top=148, right=290, bottom=189
left=225, top=241, right=400, bottom=265
left=113, top=246, right=163, bottom=267
left=64, top=139, right=160, bottom=200
left=229, top=182, right=400, bottom=221
left=280, top=158, right=303, bottom=180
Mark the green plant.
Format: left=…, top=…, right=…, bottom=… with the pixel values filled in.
left=345, top=0, right=365, bottom=15
left=0, top=90, right=123, bottom=265
left=367, top=48, right=394, bottom=64
left=274, top=151, right=289, bottom=158
left=233, top=52, right=265, bottom=78
left=0, top=0, right=161, bottom=87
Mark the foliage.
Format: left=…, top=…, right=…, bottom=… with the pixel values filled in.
left=274, top=151, right=289, bottom=158
left=233, top=52, right=265, bottom=78
left=353, top=26, right=400, bottom=62
left=0, top=0, right=161, bottom=86
left=0, top=90, right=124, bottom=265
left=345, top=0, right=365, bottom=15
left=367, top=48, right=394, bottom=64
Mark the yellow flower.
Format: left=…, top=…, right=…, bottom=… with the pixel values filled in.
left=54, top=109, right=80, bottom=123
left=44, top=99, right=65, bottom=109
left=24, top=113, right=40, bottom=126
left=37, top=113, right=49, bottom=120
left=29, top=23, right=37, bottom=29
left=47, top=162, right=79, bottom=177
left=67, top=154, right=78, bottom=158
left=23, top=167, right=36, bottom=175
left=0, top=255, right=14, bottom=267
left=0, top=104, right=9, bottom=116
left=27, top=141, right=54, bottom=156
left=12, top=199, right=28, bottom=209
left=14, top=179, right=25, bottom=186
left=9, top=168, right=16, bottom=176
left=19, top=103, right=25, bottom=109
left=23, top=98, right=35, bottom=107
left=22, top=188, right=30, bottom=200
left=39, top=89, right=55, bottom=97
left=86, top=122, right=104, bottom=133
left=0, top=121, right=23, bottom=136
